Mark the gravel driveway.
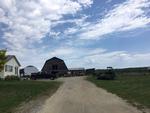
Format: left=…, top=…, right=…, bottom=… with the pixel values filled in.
left=37, top=77, right=142, bottom=113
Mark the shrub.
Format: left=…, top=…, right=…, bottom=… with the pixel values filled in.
left=0, top=78, right=3, bottom=81
left=5, top=75, right=20, bottom=81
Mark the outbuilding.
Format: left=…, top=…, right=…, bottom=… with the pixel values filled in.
left=20, top=65, right=39, bottom=76
left=41, top=57, right=68, bottom=76
left=69, top=68, right=85, bottom=76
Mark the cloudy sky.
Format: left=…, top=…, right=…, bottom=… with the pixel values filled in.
left=0, top=0, right=150, bottom=69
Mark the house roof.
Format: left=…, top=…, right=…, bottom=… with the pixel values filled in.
left=6, top=55, right=21, bottom=66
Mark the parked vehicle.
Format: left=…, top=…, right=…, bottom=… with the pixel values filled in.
left=96, top=67, right=116, bottom=80
left=31, top=72, right=57, bottom=80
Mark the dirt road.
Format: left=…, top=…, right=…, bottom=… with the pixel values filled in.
left=37, top=77, right=141, bottom=113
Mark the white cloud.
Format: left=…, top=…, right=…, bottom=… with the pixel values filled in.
left=0, top=0, right=93, bottom=68
left=64, top=28, right=78, bottom=35
left=0, top=0, right=15, bottom=10
left=36, top=47, right=150, bottom=69
left=0, top=0, right=93, bottom=50
left=49, top=31, right=61, bottom=37
left=65, top=48, right=150, bottom=68
left=49, top=47, right=74, bottom=57
left=54, top=15, right=89, bottom=36
left=0, top=8, right=5, bottom=17
left=77, top=0, right=93, bottom=7
left=106, top=0, right=112, bottom=3
left=79, top=0, right=150, bottom=39
left=1, top=0, right=150, bottom=69
left=7, top=46, right=75, bottom=69
left=51, top=15, right=89, bottom=28
left=7, top=44, right=150, bottom=69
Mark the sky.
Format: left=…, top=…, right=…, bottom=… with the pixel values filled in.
left=0, top=0, right=150, bottom=70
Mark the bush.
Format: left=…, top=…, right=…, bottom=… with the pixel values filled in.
left=0, top=78, right=3, bottom=81
left=5, top=76, right=20, bottom=81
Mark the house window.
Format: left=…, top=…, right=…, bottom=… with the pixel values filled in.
left=5, top=65, right=13, bottom=72
left=15, top=67, right=18, bottom=75
left=52, top=65, right=58, bottom=70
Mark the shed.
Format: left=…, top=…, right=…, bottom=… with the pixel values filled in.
left=20, top=65, right=39, bottom=76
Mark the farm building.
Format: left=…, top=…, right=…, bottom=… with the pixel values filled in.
left=42, top=57, right=68, bottom=76
left=69, top=68, right=85, bottom=76
left=20, top=65, right=39, bottom=76
left=0, top=55, right=21, bottom=78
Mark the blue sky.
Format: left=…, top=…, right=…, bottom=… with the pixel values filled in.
left=0, top=0, right=150, bottom=69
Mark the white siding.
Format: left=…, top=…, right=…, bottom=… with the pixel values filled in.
left=3, top=58, right=20, bottom=77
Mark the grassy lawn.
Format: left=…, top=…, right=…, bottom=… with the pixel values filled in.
left=87, top=75, right=150, bottom=109
left=0, top=80, right=61, bottom=113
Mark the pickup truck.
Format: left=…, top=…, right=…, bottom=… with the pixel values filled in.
left=31, top=72, right=57, bottom=80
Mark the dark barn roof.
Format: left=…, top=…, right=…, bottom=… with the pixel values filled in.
left=41, top=57, right=68, bottom=75
left=46, top=57, right=63, bottom=62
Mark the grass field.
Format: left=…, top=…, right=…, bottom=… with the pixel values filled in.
left=0, top=80, right=61, bottom=113
left=87, top=75, right=150, bottom=109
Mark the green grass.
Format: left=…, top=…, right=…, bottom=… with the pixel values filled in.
left=87, top=75, right=150, bottom=109
left=0, top=80, right=61, bottom=113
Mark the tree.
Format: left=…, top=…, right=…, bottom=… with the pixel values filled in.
left=0, top=49, right=7, bottom=72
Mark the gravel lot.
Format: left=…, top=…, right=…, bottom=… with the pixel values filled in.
left=37, top=77, right=142, bottom=113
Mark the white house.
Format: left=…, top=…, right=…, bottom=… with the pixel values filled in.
left=0, top=55, right=21, bottom=78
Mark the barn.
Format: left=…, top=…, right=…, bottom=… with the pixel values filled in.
left=41, top=57, right=68, bottom=76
